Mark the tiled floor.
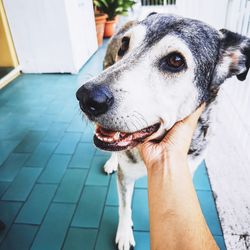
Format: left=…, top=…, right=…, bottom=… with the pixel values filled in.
left=0, top=41, right=226, bottom=250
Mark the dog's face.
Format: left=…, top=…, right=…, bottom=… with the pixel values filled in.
left=76, top=14, right=250, bottom=151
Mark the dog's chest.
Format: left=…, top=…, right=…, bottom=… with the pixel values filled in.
left=117, top=149, right=147, bottom=180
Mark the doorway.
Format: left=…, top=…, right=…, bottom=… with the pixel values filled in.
left=0, top=0, right=19, bottom=89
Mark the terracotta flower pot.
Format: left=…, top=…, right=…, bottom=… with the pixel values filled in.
left=95, top=13, right=107, bottom=46
left=104, top=19, right=117, bottom=38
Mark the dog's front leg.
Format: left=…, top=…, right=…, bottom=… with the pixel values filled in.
left=103, top=153, right=118, bottom=174
left=116, top=166, right=135, bottom=250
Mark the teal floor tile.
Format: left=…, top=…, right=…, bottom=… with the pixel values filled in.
left=71, top=186, right=107, bottom=228
left=135, top=176, right=148, bottom=189
left=134, top=232, right=150, bottom=250
left=68, top=143, right=96, bottom=169
left=0, top=140, right=20, bottom=166
left=43, top=122, right=68, bottom=142
left=63, top=228, right=97, bottom=250
left=15, top=184, right=57, bottom=224
left=66, top=114, right=87, bottom=132
left=0, top=153, right=29, bottom=182
left=95, top=206, right=118, bottom=250
left=54, top=169, right=87, bottom=203
left=106, top=174, right=118, bottom=206
left=193, top=161, right=211, bottom=191
left=132, top=189, right=149, bottom=231
left=0, top=224, right=38, bottom=250
left=55, top=133, right=81, bottom=154
left=2, top=167, right=42, bottom=201
left=95, top=148, right=111, bottom=157
left=86, top=156, right=110, bottom=186
left=44, top=100, right=65, bottom=115
left=0, top=182, right=10, bottom=198
left=14, top=131, right=46, bottom=153
left=197, top=190, right=223, bottom=236
left=26, top=142, right=58, bottom=167
left=0, top=201, right=22, bottom=243
left=0, top=127, right=28, bottom=142
left=80, top=124, right=94, bottom=142
left=56, top=107, right=76, bottom=123
left=31, top=203, right=75, bottom=250
left=31, top=114, right=54, bottom=131
left=38, top=154, right=71, bottom=184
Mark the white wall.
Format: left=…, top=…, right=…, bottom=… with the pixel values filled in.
left=177, top=0, right=229, bottom=29
left=3, top=0, right=98, bottom=73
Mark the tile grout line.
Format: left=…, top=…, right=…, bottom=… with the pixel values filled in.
left=0, top=165, right=49, bottom=247
left=0, top=200, right=25, bottom=247
left=93, top=164, right=113, bottom=250
left=61, top=141, right=97, bottom=250
left=28, top=138, right=75, bottom=249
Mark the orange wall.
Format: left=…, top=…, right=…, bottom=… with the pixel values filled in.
left=0, top=0, right=18, bottom=67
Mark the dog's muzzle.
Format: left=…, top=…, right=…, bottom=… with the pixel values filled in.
left=76, top=83, right=161, bottom=152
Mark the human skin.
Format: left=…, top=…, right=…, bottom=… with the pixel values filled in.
left=138, top=104, right=219, bottom=250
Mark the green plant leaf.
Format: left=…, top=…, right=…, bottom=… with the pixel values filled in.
left=94, top=0, right=136, bottom=19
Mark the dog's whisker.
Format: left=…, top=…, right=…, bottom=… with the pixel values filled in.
left=130, top=120, right=139, bottom=131
left=125, top=121, right=130, bottom=132
left=131, top=114, right=144, bottom=129
left=133, top=111, right=148, bottom=125
left=133, top=111, right=148, bottom=128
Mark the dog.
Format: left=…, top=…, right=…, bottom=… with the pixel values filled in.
left=76, top=13, right=250, bottom=250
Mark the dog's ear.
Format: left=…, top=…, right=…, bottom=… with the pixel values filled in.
left=213, top=29, right=250, bottom=84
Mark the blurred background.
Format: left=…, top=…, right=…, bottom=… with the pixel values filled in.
left=0, top=0, right=250, bottom=249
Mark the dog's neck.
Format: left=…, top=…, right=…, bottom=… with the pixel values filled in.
left=188, top=86, right=219, bottom=157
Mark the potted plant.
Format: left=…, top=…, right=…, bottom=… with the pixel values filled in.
left=94, top=0, right=136, bottom=38
left=94, top=6, right=107, bottom=46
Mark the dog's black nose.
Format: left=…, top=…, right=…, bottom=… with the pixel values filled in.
left=76, top=84, right=114, bottom=116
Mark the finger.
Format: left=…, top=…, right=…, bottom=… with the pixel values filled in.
left=160, top=103, right=205, bottom=144
left=182, top=103, right=206, bottom=130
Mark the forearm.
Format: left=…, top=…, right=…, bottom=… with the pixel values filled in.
left=147, top=155, right=218, bottom=250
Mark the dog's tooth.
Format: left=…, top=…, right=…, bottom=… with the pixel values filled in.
left=114, top=132, right=120, bottom=140
left=97, top=134, right=103, bottom=141
left=127, top=135, right=133, bottom=141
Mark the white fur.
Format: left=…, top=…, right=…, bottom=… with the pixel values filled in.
left=103, top=153, right=118, bottom=174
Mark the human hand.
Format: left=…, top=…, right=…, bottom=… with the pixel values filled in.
left=138, top=104, right=206, bottom=168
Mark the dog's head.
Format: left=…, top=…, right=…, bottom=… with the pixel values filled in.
left=76, top=14, right=250, bottom=151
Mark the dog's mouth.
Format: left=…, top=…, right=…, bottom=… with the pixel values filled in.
left=94, top=123, right=161, bottom=151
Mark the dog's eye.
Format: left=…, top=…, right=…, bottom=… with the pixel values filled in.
left=118, top=37, right=130, bottom=57
left=159, top=52, right=186, bottom=72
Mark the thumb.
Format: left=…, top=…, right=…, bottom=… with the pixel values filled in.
left=182, top=103, right=206, bottom=130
